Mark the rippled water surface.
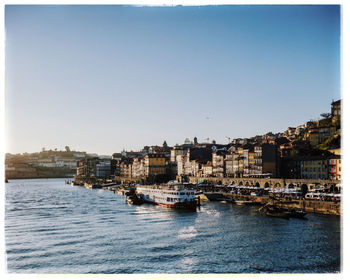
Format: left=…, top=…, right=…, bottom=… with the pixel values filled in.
left=5, top=179, right=341, bottom=273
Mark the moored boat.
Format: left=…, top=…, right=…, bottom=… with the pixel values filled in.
left=287, top=209, right=307, bottom=219
left=136, top=182, right=199, bottom=210
left=236, top=200, right=262, bottom=206
left=126, top=195, right=144, bottom=205
left=84, top=182, right=102, bottom=189
left=265, top=206, right=290, bottom=219
left=235, top=201, right=246, bottom=206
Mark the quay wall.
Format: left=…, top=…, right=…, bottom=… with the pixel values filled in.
left=223, top=194, right=341, bottom=215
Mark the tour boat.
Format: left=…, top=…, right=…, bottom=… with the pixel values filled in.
left=136, top=183, right=199, bottom=210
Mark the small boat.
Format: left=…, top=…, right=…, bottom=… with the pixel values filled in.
left=235, top=200, right=261, bottom=206
left=265, top=206, right=290, bottom=219
left=287, top=209, right=307, bottom=219
left=126, top=195, right=144, bottom=205
left=84, top=183, right=102, bottom=189
left=235, top=201, right=247, bottom=206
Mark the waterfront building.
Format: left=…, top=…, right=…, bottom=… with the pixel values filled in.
left=119, top=158, right=133, bottom=178
left=224, top=146, right=237, bottom=177
left=176, top=147, right=213, bottom=176
left=300, top=157, right=329, bottom=180
left=183, top=158, right=193, bottom=176
left=76, top=157, right=99, bottom=178
left=170, top=145, right=186, bottom=162
left=329, top=155, right=341, bottom=181
left=176, top=154, right=187, bottom=176
left=280, top=157, right=301, bottom=179
left=234, top=150, right=245, bottom=178
left=253, top=144, right=278, bottom=178
left=184, top=159, right=204, bottom=177
left=144, top=153, right=167, bottom=176
left=170, top=145, right=187, bottom=176
left=248, top=150, right=255, bottom=175
left=202, top=161, right=213, bottom=177
left=132, top=157, right=146, bottom=178
left=212, top=150, right=225, bottom=177
left=96, top=161, right=111, bottom=178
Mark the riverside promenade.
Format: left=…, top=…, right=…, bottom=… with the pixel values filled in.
left=186, top=176, right=340, bottom=192
left=74, top=176, right=341, bottom=215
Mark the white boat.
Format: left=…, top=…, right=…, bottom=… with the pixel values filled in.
left=136, top=183, right=198, bottom=210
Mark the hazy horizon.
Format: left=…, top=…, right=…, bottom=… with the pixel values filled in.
left=5, top=5, right=341, bottom=155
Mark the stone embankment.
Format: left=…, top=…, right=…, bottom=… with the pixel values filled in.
left=223, top=194, right=341, bottom=215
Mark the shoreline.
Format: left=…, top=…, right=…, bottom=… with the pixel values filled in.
left=6, top=176, right=74, bottom=180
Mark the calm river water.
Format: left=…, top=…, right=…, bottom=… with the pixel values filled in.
left=5, top=178, right=341, bottom=273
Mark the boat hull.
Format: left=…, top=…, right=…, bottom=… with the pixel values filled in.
left=288, top=210, right=307, bottom=219
left=126, top=196, right=144, bottom=205
left=265, top=206, right=290, bottom=219
left=265, top=211, right=290, bottom=219
left=142, top=199, right=197, bottom=210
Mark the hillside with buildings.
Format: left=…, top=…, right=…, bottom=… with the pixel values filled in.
left=72, top=100, right=341, bottom=184
left=5, top=100, right=341, bottom=182
left=5, top=147, right=98, bottom=179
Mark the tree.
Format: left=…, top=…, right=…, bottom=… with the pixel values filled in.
left=65, top=146, right=71, bottom=152
left=143, top=146, right=150, bottom=153
left=320, top=112, right=331, bottom=119
left=163, top=141, right=168, bottom=148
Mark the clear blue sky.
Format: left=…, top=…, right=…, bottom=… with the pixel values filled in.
left=5, top=5, right=340, bottom=155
